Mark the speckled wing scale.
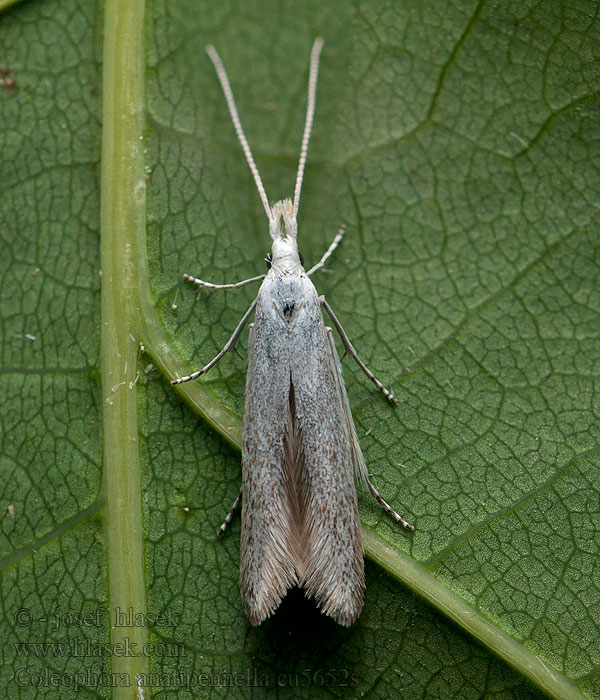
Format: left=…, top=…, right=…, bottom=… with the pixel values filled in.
left=171, top=38, right=413, bottom=627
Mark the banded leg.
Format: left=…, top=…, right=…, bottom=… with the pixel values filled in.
left=183, top=272, right=265, bottom=290
left=306, top=225, right=346, bottom=276
left=325, top=328, right=413, bottom=530
left=171, top=299, right=257, bottom=384
left=364, top=477, right=413, bottom=530
left=218, top=487, right=242, bottom=537
left=320, top=296, right=398, bottom=404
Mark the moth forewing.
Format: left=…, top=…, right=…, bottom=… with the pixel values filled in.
left=288, top=274, right=365, bottom=625
left=240, top=272, right=301, bottom=624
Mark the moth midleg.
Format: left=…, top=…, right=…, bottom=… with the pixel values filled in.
left=170, top=298, right=257, bottom=385
left=217, top=487, right=242, bottom=537
left=320, top=296, right=398, bottom=404
left=183, top=272, right=265, bottom=290
left=306, top=225, right=346, bottom=276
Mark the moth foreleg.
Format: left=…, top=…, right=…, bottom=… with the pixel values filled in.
left=320, top=296, right=398, bottom=404
left=183, top=272, right=265, bottom=290
left=217, top=487, right=242, bottom=537
left=306, top=225, right=346, bottom=276
left=171, top=298, right=257, bottom=385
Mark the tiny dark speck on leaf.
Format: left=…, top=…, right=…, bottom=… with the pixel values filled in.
left=0, top=67, right=16, bottom=93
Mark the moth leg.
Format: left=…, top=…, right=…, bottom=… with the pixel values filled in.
left=325, top=327, right=413, bottom=531
left=363, top=476, right=414, bottom=531
left=171, top=298, right=257, bottom=385
left=306, top=225, right=346, bottom=276
left=320, top=296, right=398, bottom=404
left=235, top=322, right=254, bottom=362
left=183, top=272, right=265, bottom=290
left=216, top=324, right=253, bottom=536
left=217, top=487, right=242, bottom=537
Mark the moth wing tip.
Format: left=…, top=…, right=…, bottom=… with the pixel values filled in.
left=320, top=595, right=363, bottom=627
left=244, top=601, right=276, bottom=627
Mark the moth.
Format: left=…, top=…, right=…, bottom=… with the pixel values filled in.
left=172, top=38, right=413, bottom=626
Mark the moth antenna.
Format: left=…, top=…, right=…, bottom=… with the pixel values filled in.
left=206, top=45, right=274, bottom=224
left=292, top=37, right=324, bottom=222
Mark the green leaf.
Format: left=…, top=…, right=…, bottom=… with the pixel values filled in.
left=1, top=0, right=599, bottom=699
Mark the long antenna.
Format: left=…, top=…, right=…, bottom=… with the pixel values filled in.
left=205, top=45, right=273, bottom=223
left=292, top=37, right=324, bottom=221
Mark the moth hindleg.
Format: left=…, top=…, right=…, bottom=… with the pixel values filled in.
left=217, top=487, right=242, bottom=537
left=363, top=477, right=413, bottom=530
left=324, top=328, right=413, bottom=531
left=217, top=323, right=255, bottom=536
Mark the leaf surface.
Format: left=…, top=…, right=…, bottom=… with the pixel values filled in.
left=1, top=0, right=599, bottom=698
